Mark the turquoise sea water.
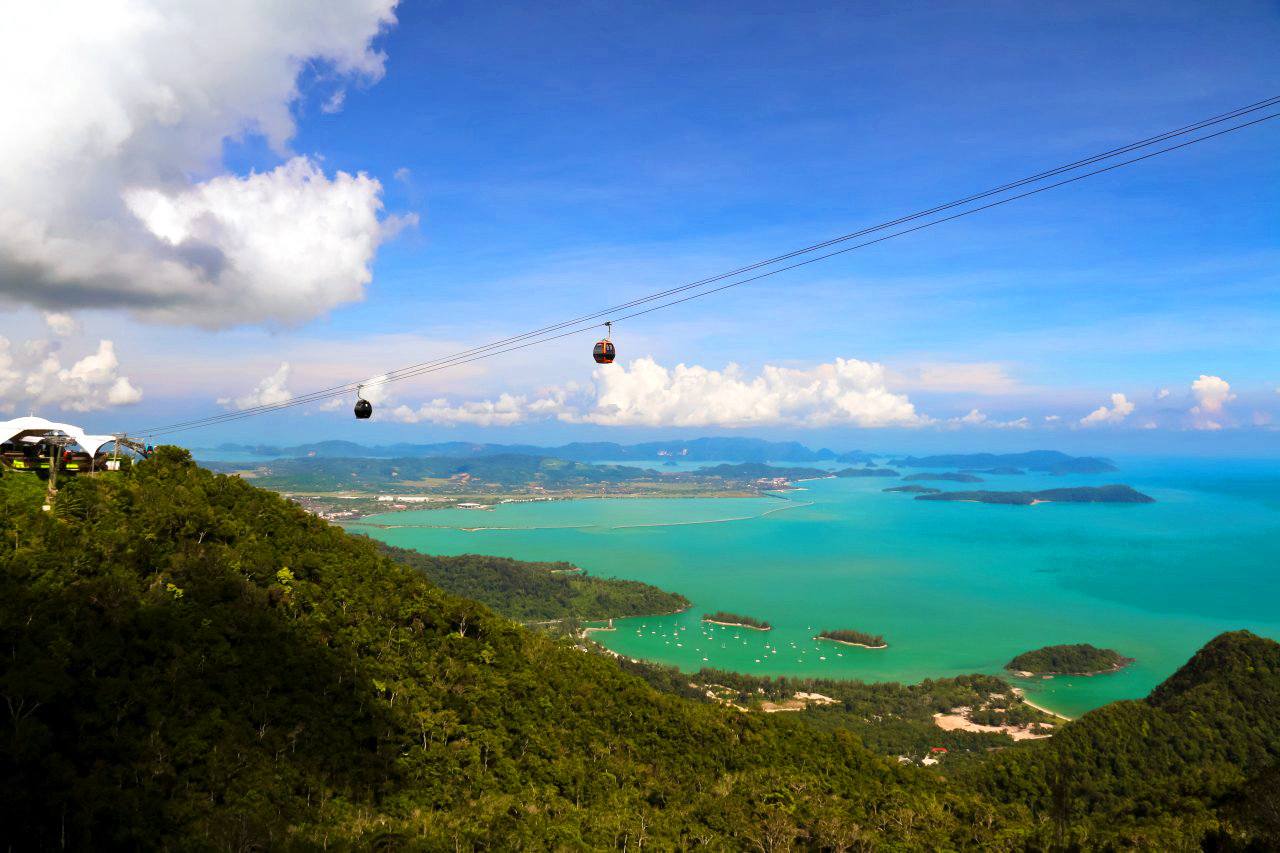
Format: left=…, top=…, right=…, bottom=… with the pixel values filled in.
left=354, top=457, right=1280, bottom=718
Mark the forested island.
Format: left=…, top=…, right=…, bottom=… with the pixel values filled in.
left=833, top=466, right=900, bottom=478
left=916, top=485, right=1155, bottom=505
left=815, top=629, right=887, bottom=649
left=902, top=472, right=984, bottom=482
left=702, top=611, right=772, bottom=630
left=883, top=484, right=942, bottom=494
left=4, top=448, right=1280, bottom=849
left=889, top=450, right=1118, bottom=475
left=1007, top=643, right=1136, bottom=675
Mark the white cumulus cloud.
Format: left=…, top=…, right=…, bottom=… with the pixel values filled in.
left=0, top=0, right=405, bottom=327
left=219, top=362, right=293, bottom=411
left=947, top=409, right=1029, bottom=429
left=1079, top=392, right=1135, bottom=426
left=43, top=312, right=81, bottom=337
left=1190, top=374, right=1235, bottom=430
left=567, top=357, right=923, bottom=428
left=0, top=336, right=143, bottom=413
left=389, top=393, right=533, bottom=427
left=382, top=357, right=924, bottom=429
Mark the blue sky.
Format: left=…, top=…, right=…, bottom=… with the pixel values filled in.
left=2, top=0, right=1277, bottom=453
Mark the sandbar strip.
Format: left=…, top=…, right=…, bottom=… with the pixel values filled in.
left=814, top=636, right=888, bottom=650
left=703, top=620, right=771, bottom=631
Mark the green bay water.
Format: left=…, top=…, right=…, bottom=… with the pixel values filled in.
left=354, top=457, right=1280, bottom=718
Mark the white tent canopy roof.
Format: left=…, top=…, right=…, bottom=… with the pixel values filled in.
left=0, top=416, right=118, bottom=456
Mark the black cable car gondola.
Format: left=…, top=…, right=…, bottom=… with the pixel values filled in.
left=354, top=386, right=373, bottom=419
left=593, top=322, right=616, bottom=364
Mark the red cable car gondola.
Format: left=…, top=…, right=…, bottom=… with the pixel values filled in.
left=593, top=322, right=616, bottom=364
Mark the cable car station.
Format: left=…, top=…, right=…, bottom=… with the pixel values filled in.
left=0, top=416, right=147, bottom=481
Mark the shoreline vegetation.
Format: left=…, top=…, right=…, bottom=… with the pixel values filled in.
left=917, top=485, right=1155, bottom=506
left=702, top=611, right=772, bottom=631
left=1006, top=643, right=1136, bottom=676
left=815, top=629, right=888, bottom=649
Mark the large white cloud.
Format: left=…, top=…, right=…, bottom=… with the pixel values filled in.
left=569, top=357, right=923, bottom=427
left=0, top=336, right=143, bottom=413
left=386, top=357, right=924, bottom=428
left=1190, top=374, right=1235, bottom=430
left=1079, top=392, right=1135, bottom=427
left=0, top=0, right=403, bottom=327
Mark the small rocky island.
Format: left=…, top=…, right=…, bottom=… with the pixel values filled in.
left=883, top=485, right=942, bottom=494
left=815, top=629, right=887, bottom=649
left=916, top=485, right=1154, bottom=505
left=702, top=611, right=772, bottom=631
left=1006, top=644, right=1135, bottom=676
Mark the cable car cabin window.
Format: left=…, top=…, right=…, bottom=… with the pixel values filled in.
left=593, top=341, right=616, bottom=364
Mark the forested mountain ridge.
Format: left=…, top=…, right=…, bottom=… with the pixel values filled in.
left=969, top=631, right=1280, bottom=848
left=0, top=449, right=1014, bottom=850
left=3, top=450, right=1277, bottom=850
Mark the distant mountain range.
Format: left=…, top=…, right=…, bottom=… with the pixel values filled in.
left=208, top=437, right=874, bottom=464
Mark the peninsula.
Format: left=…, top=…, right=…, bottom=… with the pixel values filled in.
left=815, top=629, right=887, bottom=649
left=916, top=485, right=1154, bottom=505
left=702, top=611, right=772, bottom=631
left=1006, top=644, right=1135, bottom=676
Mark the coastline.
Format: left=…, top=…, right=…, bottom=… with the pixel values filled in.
left=1012, top=688, right=1074, bottom=721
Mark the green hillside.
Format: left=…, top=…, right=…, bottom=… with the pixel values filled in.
left=2, top=450, right=1277, bottom=850
left=0, top=449, right=1005, bottom=849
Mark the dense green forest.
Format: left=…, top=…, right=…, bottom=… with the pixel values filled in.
left=2, top=450, right=1278, bottom=850
left=703, top=611, right=772, bottom=630
left=1007, top=644, right=1134, bottom=674
left=373, top=541, right=688, bottom=623
left=816, top=629, right=886, bottom=648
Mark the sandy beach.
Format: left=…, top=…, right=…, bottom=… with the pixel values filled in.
left=933, top=712, right=1053, bottom=741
